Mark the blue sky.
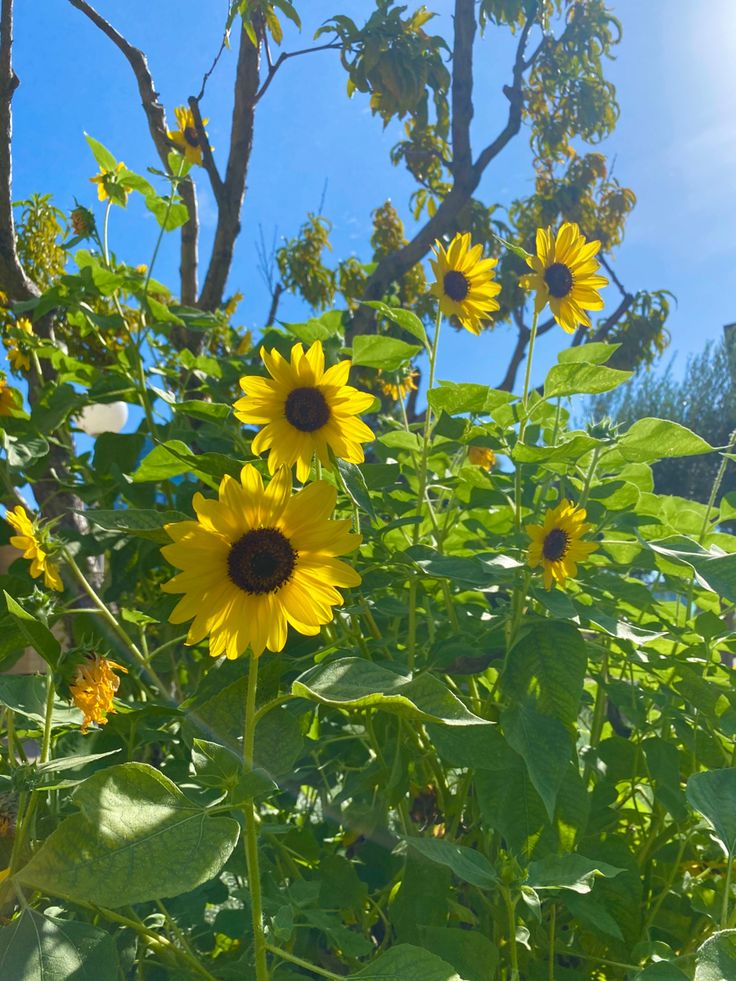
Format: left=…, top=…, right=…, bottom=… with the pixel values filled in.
left=7, top=0, right=736, bottom=392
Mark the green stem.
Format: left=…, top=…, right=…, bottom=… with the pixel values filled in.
left=699, top=428, right=736, bottom=544
left=723, top=847, right=734, bottom=928
left=243, top=653, right=268, bottom=981
left=579, top=446, right=601, bottom=508
left=521, top=307, right=540, bottom=410
left=102, top=200, right=112, bottom=266
left=40, top=670, right=55, bottom=764
left=503, top=887, right=520, bottom=981
left=265, top=944, right=343, bottom=980
left=413, top=306, right=443, bottom=545
left=548, top=903, right=556, bottom=981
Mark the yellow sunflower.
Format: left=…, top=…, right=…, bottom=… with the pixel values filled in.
left=234, top=340, right=375, bottom=484
left=468, top=446, right=496, bottom=471
left=4, top=317, right=33, bottom=373
left=161, top=464, right=361, bottom=658
left=379, top=368, right=419, bottom=401
left=70, top=655, right=127, bottom=733
left=526, top=500, right=598, bottom=590
left=520, top=223, right=608, bottom=334
left=5, top=506, right=63, bottom=591
left=429, top=232, right=501, bottom=335
left=168, top=105, right=210, bottom=166
left=90, top=161, right=129, bottom=205
left=0, top=379, right=17, bottom=416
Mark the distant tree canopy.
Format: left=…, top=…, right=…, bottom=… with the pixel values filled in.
left=591, top=336, right=736, bottom=503
left=1, top=0, right=671, bottom=396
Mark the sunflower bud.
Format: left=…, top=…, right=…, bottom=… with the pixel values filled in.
left=70, top=205, right=96, bottom=238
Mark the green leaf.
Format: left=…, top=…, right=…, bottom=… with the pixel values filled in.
left=173, top=400, right=232, bottom=421
left=502, top=621, right=587, bottom=727
left=687, top=769, right=736, bottom=858
left=337, top=459, right=376, bottom=519
left=145, top=295, right=184, bottom=325
left=417, top=929, right=499, bottom=981
left=352, top=335, right=422, bottom=371
left=145, top=193, right=189, bottom=231
left=361, top=300, right=429, bottom=347
left=15, top=763, right=240, bottom=907
left=695, top=929, right=736, bottom=981
left=85, top=509, right=189, bottom=544
left=84, top=133, right=117, bottom=171
left=132, top=440, right=193, bottom=482
left=0, top=675, right=81, bottom=726
left=557, top=342, right=620, bottom=365
left=292, top=657, right=488, bottom=726
left=191, top=738, right=276, bottom=800
left=526, top=853, right=624, bottom=893
left=427, top=382, right=513, bottom=416
left=617, top=418, right=714, bottom=462
left=399, top=836, right=497, bottom=889
left=562, top=892, right=624, bottom=941
left=351, top=944, right=470, bottom=980
left=0, top=908, right=119, bottom=981
left=543, top=362, right=632, bottom=398
left=503, top=702, right=572, bottom=821
left=512, top=433, right=601, bottom=464
left=3, top=592, right=61, bottom=668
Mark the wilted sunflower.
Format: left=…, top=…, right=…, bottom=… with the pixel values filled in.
left=5, top=506, right=63, bottom=591
left=467, top=446, right=496, bottom=471
left=379, top=368, right=419, bottom=401
left=0, top=379, right=17, bottom=416
left=162, top=464, right=361, bottom=658
left=526, top=500, right=598, bottom=590
left=429, top=232, right=501, bottom=335
left=234, top=340, right=375, bottom=483
left=90, top=161, right=129, bottom=205
left=520, top=223, right=608, bottom=334
left=70, top=656, right=127, bottom=733
left=4, top=317, right=33, bottom=373
left=168, top=105, right=210, bottom=166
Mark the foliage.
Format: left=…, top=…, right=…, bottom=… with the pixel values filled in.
left=592, top=338, right=736, bottom=502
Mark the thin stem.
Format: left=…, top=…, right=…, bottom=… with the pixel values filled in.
left=413, top=306, right=443, bottom=545
left=40, top=670, right=55, bottom=764
left=243, top=653, right=268, bottom=981
left=579, top=446, right=601, bottom=508
left=699, top=428, right=736, bottom=544
left=723, top=847, right=734, bottom=928
left=548, top=903, right=556, bottom=981
left=521, top=307, right=540, bottom=410
left=503, top=887, right=520, bottom=981
left=102, top=200, right=112, bottom=265
left=265, top=944, right=343, bottom=980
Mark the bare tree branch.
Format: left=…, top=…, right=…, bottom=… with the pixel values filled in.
left=255, top=41, right=341, bottom=104
left=67, top=0, right=199, bottom=307
left=0, top=0, right=36, bottom=299
left=266, top=281, right=284, bottom=326
left=198, top=24, right=260, bottom=312
left=187, top=94, right=224, bottom=206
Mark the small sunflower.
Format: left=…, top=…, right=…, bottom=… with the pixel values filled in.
left=162, top=464, right=361, bottom=659
left=526, top=500, right=598, bottom=590
left=168, top=106, right=210, bottom=166
left=4, top=317, right=33, bottom=373
left=234, top=340, right=375, bottom=484
left=379, top=368, right=419, bottom=401
left=70, top=655, right=127, bottom=733
left=468, top=446, right=496, bottom=471
left=0, top=379, right=18, bottom=416
left=90, top=161, right=129, bottom=205
left=5, top=506, right=63, bottom=591
left=520, top=223, right=608, bottom=334
left=429, top=232, right=501, bottom=335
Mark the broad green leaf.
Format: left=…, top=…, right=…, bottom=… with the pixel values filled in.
left=634, top=965, right=690, bottom=981
left=338, top=459, right=376, bottom=519
left=695, top=930, right=736, bottom=981
left=399, top=836, right=497, bottom=889
left=16, top=763, right=240, bottom=907
left=562, top=892, right=624, bottom=941
left=0, top=908, right=118, bottom=981
left=687, top=769, right=736, bottom=857
left=146, top=295, right=185, bottom=325
left=512, top=433, right=601, bottom=464
left=191, top=738, right=276, bottom=800
left=0, top=675, right=82, bottom=726
left=544, top=362, right=632, bottom=398
left=361, top=300, right=428, bottom=347
left=84, top=133, right=117, bottom=171
left=417, top=929, right=499, bottom=981
left=646, top=538, right=736, bottom=602
left=503, top=702, right=572, bottom=820
left=132, top=440, right=192, bottom=481
left=145, top=193, right=189, bottom=230
left=293, top=658, right=487, bottom=726
left=475, top=761, right=547, bottom=860
left=617, top=418, right=713, bottom=462
left=3, top=592, right=61, bottom=668
left=173, top=400, right=231, bottom=421
left=351, top=944, right=469, bottom=980
left=526, top=853, right=624, bottom=893
left=84, top=508, right=189, bottom=544
left=427, top=382, right=513, bottom=416
left=378, top=430, right=421, bottom=452
left=557, top=342, right=620, bottom=365
left=502, top=621, right=587, bottom=726
left=428, top=722, right=512, bottom=771
left=352, top=335, right=422, bottom=371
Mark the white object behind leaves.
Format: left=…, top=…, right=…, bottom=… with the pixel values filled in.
left=75, top=401, right=128, bottom=437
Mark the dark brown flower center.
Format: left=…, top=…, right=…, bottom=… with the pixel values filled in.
left=544, top=262, right=573, bottom=298
left=227, top=528, right=297, bottom=594
left=443, top=269, right=470, bottom=302
left=542, top=527, right=569, bottom=562
left=184, top=126, right=200, bottom=148
left=285, top=387, right=330, bottom=432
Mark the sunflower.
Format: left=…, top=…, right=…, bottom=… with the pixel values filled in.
left=168, top=105, right=210, bottom=166
left=0, top=379, right=17, bottom=416
left=90, top=161, right=129, bottom=205
left=70, top=655, right=127, bottom=733
left=526, top=500, right=598, bottom=590
left=234, top=340, right=375, bottom=484
left=379, top=368, right=419, bottom=401
left=429, top=232, right=501, bottom=335
left=520, top=223, right=608, bottom=334
left=467, top=446, right=496, bottom=471
left=162, top=464, right=361, bottom=658
left=5, top=506, right=63, bottom=591
left=4, top=317, right=33, bottom=373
